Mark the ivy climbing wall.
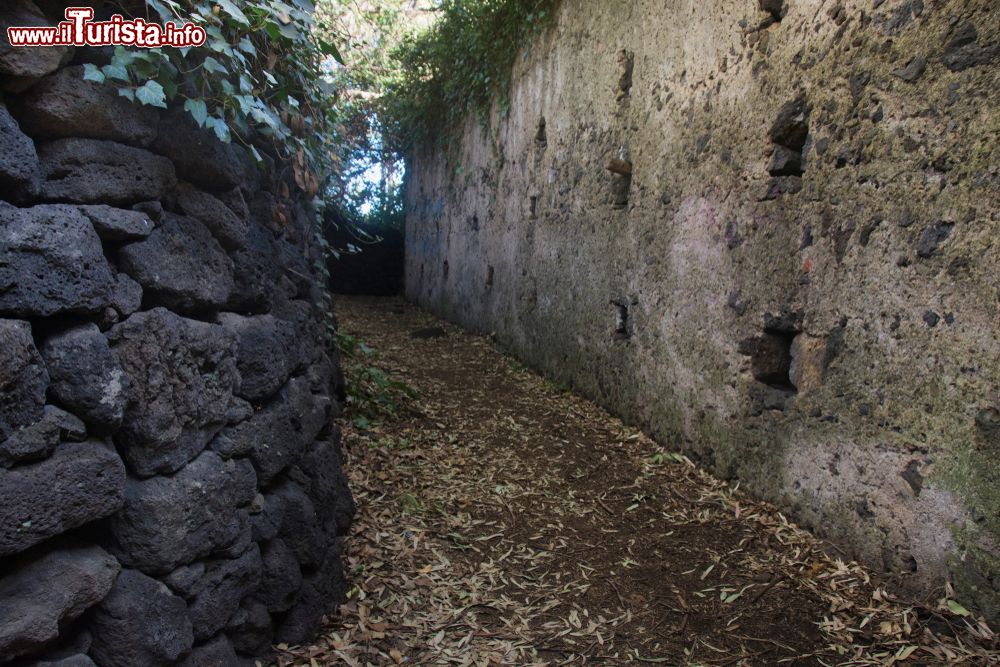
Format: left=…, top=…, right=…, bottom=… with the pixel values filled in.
left=0, top=2, right=353, bottom=665
left=405, top=0, right=1000, bottom=619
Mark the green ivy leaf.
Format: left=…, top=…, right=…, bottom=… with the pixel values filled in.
left=202, top=57, right=228, bottom=75
left=206, top=116, right=231, bottom=143
left=135, top=80, right=167, bottom=108
left=117, top=88, right=135, bottom=102
left=319, top=39, right=344, bottom=65
left=946, top=600, right=971, bottom=617
left=215, top=0, right=250, bottom=25
left=101, top=63, right=129, bottom=82
left=183, top=98, right=209, bottom=127
left=82, top=63, right=105, bottom=84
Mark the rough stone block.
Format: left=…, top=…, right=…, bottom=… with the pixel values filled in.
left=0, top=543, right=119, bottom=662
left=16, top=66, right=158, bottom=145
left=212, top=377, right=331, bottom=484
left=177, top=635, right=242, bottom=667
left=118, top=213, right=234, bottom=314
left=89, top=569, right=193, bottom=667
left=273, top=540, right=347, bottom=645
left=0, top=102, right=39, bottom=203
left=108, top=451, right=254, bottom=574
left=0, top=405, right=85, bottom=468
left=0, top=1, right=71, bottom=87
left=0, top=319, right=48, bottom=439
left=40, top=323, right=128, bottom=429
left=38, top=139, right=177, bottom=205
left=216, top=313, right=297, bottom=403
left=77, top=205, right=155, bottom=241
left=108, top=308, right=238, bottom=477
left=0, top=440, right=125, bottom=555
left=185, top=545, right=262, bottom=642
left=152, top=112, right=247, bottom=191
left=255, top=538, right=302, bottom=614
left=0, top=205, right=117, bottom=317
left=175, top=183, right=249, bottom=250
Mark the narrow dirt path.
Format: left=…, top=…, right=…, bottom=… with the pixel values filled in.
left=278, top=297, right=996, bottom=666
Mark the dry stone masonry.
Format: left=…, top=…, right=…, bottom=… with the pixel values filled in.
left=405, top=0, right=1000, bottom=620
left=0, top=2, right=354, bottom=664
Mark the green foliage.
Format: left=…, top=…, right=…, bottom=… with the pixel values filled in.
left=88, top=0, right=342, bottom=192
left=337, top=333, right=416, bottom=428
left=381, top=0, right=558, bottom=151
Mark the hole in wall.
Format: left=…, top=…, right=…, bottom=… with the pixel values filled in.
left=485, top=265, right=494, bottom=289
left=749, top=331, right=796, bottom=390
left=535, top=116, right=547, bottom=149
left=612, top=300, right=631, bottom=340
left=442, top=260, right=449, bottom=280
left=529, top=195, right=538, bottom=218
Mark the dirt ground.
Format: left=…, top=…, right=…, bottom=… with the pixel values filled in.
left=276, top=296, right=998, bottom=666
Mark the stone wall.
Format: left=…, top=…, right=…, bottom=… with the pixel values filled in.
left=405, top=0, right=1000, bottom=618
left=0, top=2, right=354, bottom=665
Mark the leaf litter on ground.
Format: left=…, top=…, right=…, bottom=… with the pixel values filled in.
left=275, top=296, right=998, bottom=667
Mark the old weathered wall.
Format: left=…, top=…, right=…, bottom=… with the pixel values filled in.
left=0, top=2, right=353, bottom=665
left=405, top=0, right=1000, bottom=617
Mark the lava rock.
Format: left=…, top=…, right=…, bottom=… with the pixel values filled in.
left=151, top=112, right=247, bottom=191
left=15, top=66, right=158, bottom=145
left=178, top=635, right=242, bottom=667
left=749, top=333, right=793, bottom=386
left=0, top=543, right=119, bottom=662
left=0, top=440, right=126, bottom=555
left=174, top=183, right=249, bottom=250
left=768, top=145, right=803, bottom=176
left=769, top=96, right=810, bottom=150
left=30, top=655, right=97, bottom=667
left=38, top=139, right=177, bottom=205
left=212, top=377, right=331, bottom=484
left=270, top=479, right=325, bottom=569
left=108, top=308, right=238, bottom=477
left=89, top=569, right=194, bottom=667
left=0, top=102, right=39, bottom=203
left=916, top=221, right=954, bottom=258
left=118, top=213, right=234, bottom=314
left=0, top=205, right=117, bottom=317
left=216, top=313, right=298, bottom=402
left=225, top=600, right=272, bottom=657
left=255, top=538, right=302, bottom=614
left=77, top=205, right=155, bottom=241
left=273, top=540, right=348, bottom=645
left=40, top=323, right=128, bottom=429
left=0, top=405, right=85, bottom=468
left=892, top=55, right=926, bottom=82
left=942, top=22, right=1000, bottom=71
left=0, top=1, right=72, bottom=87
left=290, top=434, right=355, bottom=537
left=228, top=218, right=281, bottom=312
left=186, top=545, right=263, bottom=641
left=108, top=451, right=255, bottom=574
left=0, top=319, right=48, bottom=439
left=249, top=491, right=283, bottom=543
left=109, top=273, right=143, bottom=319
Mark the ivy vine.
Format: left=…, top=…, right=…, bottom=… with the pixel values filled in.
left=83, top=0, right=343, bottom=197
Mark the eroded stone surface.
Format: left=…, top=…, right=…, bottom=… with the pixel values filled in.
left=0, top=440, right=125, bottom=555
left=0, top=205, right=117, bottom=317
left=108, top=451, right=254, bottom=574
left=108, top=308, right=238, bottom=477
left=41, top=323, right=128, bottom=429
left=118, top=213, right=234, bottom=314
left=16, top=66, right=159, bottom=145
left=38, top=139, right=177, bottom=205
left=0, top=543, right=119, bottom=661
left=89, top=569, right=193, bottom=667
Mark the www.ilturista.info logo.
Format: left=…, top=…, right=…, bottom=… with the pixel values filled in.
left=6, top=7, right=207, bottom=48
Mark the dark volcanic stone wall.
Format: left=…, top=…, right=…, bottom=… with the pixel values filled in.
left=0, top=2, right=354, bottom=665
